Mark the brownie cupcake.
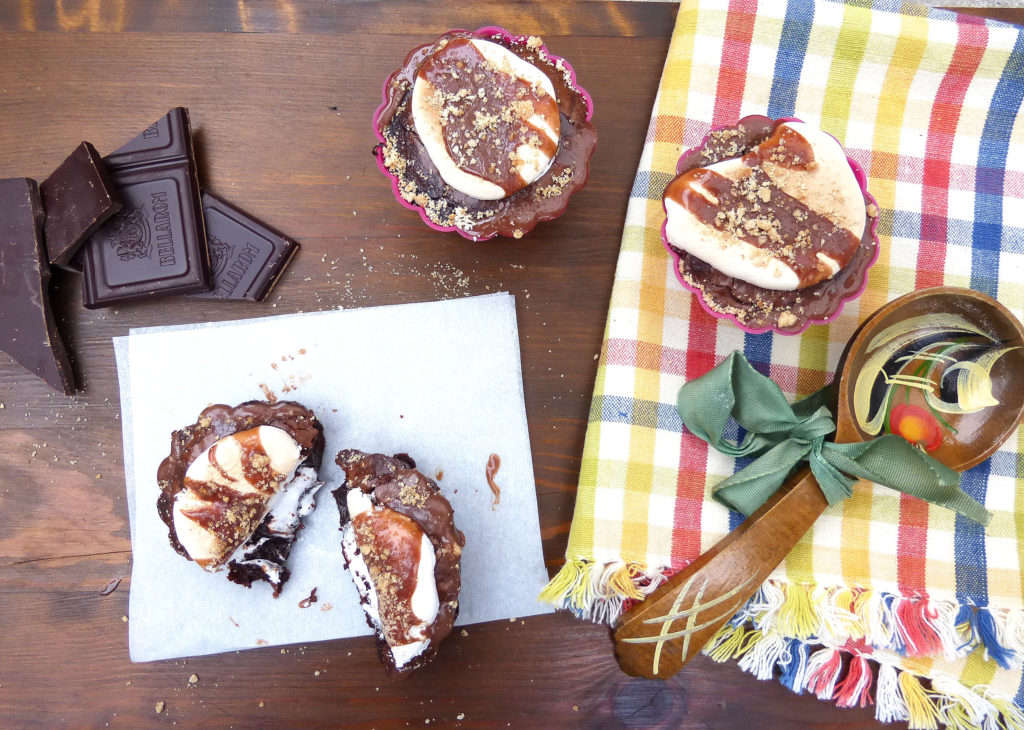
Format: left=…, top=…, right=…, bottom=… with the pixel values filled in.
left=662, top=116, right=879, bottom=334
left=374, top=27, right=597, bottom=241
left=333, top=449, right=464, bottom=674
left=156, top=400, right=326, bottom=597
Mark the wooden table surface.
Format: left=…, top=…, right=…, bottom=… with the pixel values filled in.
left=0, top=2, right=1019, bottom=728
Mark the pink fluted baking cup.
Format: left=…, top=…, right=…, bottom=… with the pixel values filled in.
left=373, top=27, right=597, bottom=242
left=660, top=116, right=880, bottom=335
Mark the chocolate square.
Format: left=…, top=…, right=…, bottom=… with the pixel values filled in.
left=40, top=141, right=121, bottom=267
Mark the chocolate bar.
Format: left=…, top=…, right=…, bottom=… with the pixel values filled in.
left=0, top=178, right=76, bottom=394
left=190, top=192, right=299, bottom=302
left=80, top=108, right=211, bottom=308
left=40, top=142, right=121, bottom=267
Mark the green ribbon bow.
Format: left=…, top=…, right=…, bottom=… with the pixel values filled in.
left=677, top=351, right=991, bottom=526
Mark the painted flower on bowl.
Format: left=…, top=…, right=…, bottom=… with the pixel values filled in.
left=888, top=403, right=942, bottom=452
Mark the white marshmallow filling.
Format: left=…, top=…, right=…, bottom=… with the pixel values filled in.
left=342, top=488, right=440, bottom=668
left=172, top=426, right=323, bottom=574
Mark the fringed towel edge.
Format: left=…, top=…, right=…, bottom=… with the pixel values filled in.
left=703, top=624, right=1024, bottom=730
left=540, top=562, right=1024, bottom=669
left=539, top=558, right=668, bottom=625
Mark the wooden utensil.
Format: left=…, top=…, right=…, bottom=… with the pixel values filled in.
left=614, top=286, right=1024, bottom=679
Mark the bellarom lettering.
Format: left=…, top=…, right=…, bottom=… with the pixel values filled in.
left=151, top=191, right=176, bottom=267
left=215, top=242, right=261, bottom=296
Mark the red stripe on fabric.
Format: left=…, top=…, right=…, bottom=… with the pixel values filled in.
left=838, top=151, right=1024, bottom=195
left=712, top=5, right=757, bottom=125
left=606, top=337, right=639, bottom=368
left=914, top=19, right=989, bottom=290
left=672, top=306, right=719, bottom=568
left=671, top=0, right=757, bottom=569
left=895, top=20, right=989, bottom=597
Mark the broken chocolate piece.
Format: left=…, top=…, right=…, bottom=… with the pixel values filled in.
left=40, top=142, right=122, bottom=267
left=190, top=192, right=299, bottom=302
left=157, top=400, right=326, bottom=596
left=80, top=108, right=211, bottom=308
left=333, top=449, right=464, bottom=674
left=0, top=178, right=76, bottom=394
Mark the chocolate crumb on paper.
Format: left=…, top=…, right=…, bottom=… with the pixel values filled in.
left=298, top=587, right=318, bottom=608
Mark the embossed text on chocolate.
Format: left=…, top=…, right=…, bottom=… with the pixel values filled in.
left=215, top=242, right=262, bottom=296
left=150, top=191, right=176, bottom=267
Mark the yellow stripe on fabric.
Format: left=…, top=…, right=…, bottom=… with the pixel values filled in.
left=616, top=0, right=703, bottom=567
left=838, top=11, right=929, bottom=592
left=960, top=645, right=999, bottom=692
left=859, top=12, right=929, bottom=317
left=818, top=3, right=873, bottom=142
left=1013, top=424, right=1024, bottom=610
left=781, top=323, right=832, bottom=584
left=564, top=335, right=610, bottom=562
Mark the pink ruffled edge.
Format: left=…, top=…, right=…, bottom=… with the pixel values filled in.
left=659, top=116, right=881, bottom=336
left=372, top=27, right=596, bottom=242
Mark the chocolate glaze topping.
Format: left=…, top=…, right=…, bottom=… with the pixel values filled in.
left=333, top=449, right=465, bottom=674
left=376, top=30, right=597, bottom=240
left=156, top=400, right=325, bottom=594
left=665, top=116, right=878, bottom=333
left=665, top=166, right=859, bottom=288
left=417, top=38, right=559, bottom=196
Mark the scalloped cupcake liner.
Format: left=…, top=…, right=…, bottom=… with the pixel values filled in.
left=373, top=27, right=596, bottom=242
left=660, top=116, right=881, bottom=336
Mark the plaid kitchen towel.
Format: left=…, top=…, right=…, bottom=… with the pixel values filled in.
left=540, top=0, right=1024, bottom=726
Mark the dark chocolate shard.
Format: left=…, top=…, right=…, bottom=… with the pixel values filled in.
left=190, top=192, right=299, bottom=302
left=40, top=142, right=122, bottom=267
left=0, top=178, right=76, bottom=394
left=80, top=108, right=211, bottom=308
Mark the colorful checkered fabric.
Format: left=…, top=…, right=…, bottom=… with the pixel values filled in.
left=541, top=0, right=1024, bottom=725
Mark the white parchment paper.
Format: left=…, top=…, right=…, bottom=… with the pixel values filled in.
left=114, top=293, right=552, bottom=662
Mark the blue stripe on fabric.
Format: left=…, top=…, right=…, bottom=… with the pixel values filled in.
left=971, top=30, right=1024, bottom=295
left=955, top=458, right=992, bottom=606
left=630, top=170, right=677, bottom=202
left=766, top=0, right=814, bottom=119
left=1015, top=670, right=1024, bottom=707
left=730, top=0, right=816, bottom=533
left=954, top=31, right=1024, bottom=609
left=592, top=395, right=682, bottom=432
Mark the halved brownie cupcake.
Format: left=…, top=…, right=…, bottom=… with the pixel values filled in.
left=374, top=27, right=597, bottom=241
left=156, top=400, right=326, bottom=597
left=662, top=116, right=879, bottom=334
left=334, top=449, right=464, bottom=674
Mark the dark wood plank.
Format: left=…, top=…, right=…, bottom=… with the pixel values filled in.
left=0, top=0, right=678, bottom=36
left=0, top=2, right=1020, bottom=728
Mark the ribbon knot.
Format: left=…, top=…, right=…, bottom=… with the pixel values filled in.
left=677, top=352, right=990, bottom=526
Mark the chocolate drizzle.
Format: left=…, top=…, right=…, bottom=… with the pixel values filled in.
left=417, top=37, right=559, bottom=196
left=664, top=116, right=878, bottom=333
left=156, top=400, right=325, bottom=595
left=665, top=167, right=859, bottom=288
left=485, top=453, right=502, bottom=508
left=375, top=29, right=597, bottom=240
left=333, top=449, right=465, bottom=674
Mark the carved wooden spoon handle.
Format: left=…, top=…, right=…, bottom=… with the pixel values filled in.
left=613, top=466, right=828, bottom=679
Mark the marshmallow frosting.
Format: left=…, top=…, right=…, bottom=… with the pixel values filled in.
left=664, top=121, right=865, bottom=291
left=411, top=37, right=560, bottom=200
left=342, top=488, right=440, bottom=669
left=173, top=425, right=307, bottom=570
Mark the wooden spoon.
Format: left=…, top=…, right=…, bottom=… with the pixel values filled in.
left=614, top=286, right=1024, bottom=679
